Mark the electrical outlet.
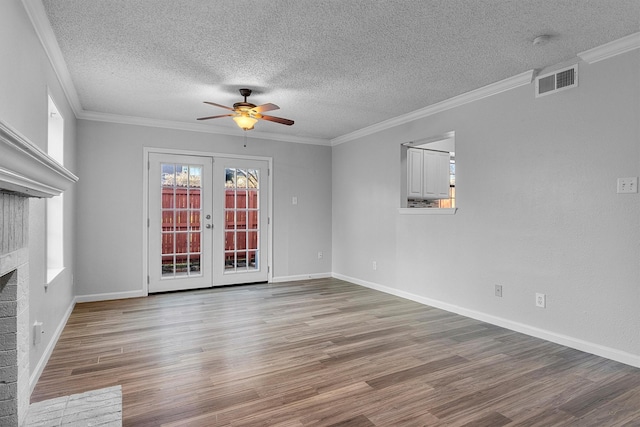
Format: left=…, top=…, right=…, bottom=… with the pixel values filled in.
left=317, top=251, right=323, bottom=260
left=33, top=321, right=43, bottom=345
left=494, top=284, right=503, bottom=297
left=536, top=293, right=546, bottom=308
left=372, top=261, right=377, bottom=270
left=617, top=177, right=638, bottom=194
left=292, top=196, right=298, bottom=205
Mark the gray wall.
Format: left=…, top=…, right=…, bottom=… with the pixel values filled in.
left=332, top=51, right=640, bottom=362
left=3, top=0, right=638, bottom=385
left=0, top=0, right=78, bottom=387
left=75, top=121, right=332, bottom=297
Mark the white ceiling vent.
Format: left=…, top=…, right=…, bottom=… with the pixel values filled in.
left=535, top=64, right=578, bottom=98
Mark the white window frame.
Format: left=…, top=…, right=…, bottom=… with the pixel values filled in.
left=47, top=93, right=65, bottom=283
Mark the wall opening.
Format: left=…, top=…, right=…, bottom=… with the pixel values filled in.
left=400, top=131, right=455, bottom=209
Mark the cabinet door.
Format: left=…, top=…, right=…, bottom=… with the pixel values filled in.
left=423, top=150, right=450, bottom=199
left=407, top=148, right=424, bottom=198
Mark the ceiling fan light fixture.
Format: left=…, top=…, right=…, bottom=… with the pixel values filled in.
left=198, top=88, right=294, bottom=129
left=233, top=114, right=258, bottom=130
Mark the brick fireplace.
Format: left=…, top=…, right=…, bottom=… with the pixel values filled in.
left=0, top=120, right=77, bottom=426
left=0, top=194, right=30, bottom=426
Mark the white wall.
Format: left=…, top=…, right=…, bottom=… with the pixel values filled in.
left=332, top=50, right=640, bottom=365
left=75, top=121, right=332, bottom=297
left=0, top=0, right=78, bottom=387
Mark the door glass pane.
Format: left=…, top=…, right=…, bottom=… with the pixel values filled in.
left=225, top=231, right=235, bottom=250
left=225, top=252, right=235, bottom=270
left=162, top=233, right=174, bottom=254
left=247, top=211, right=258, bottom=230
left=188, top=189, right=200, bottom=209
left=226, top=168, right=237, bottom=188
left=237, top=169, right=248, bottom=188
left=237, top=251, right=248, bottom=269
left=247, top=231, right=258, bottom=250
left=236, top=190, right=247, bottom=208
left=189, top=255, right=200, bottom=273
left=190, top=211, right=200, bottom=230
left=225, top=191, right=235, bottom=208
left=162, top=189, right=174, bottom=209
left=162, top=210, right=174, bottom=231
left=237, top=231, right=247, bottom=251
left=237, top=211, right=247, bottom=229
left=247, top=190, right=258, bottom=209
left=176, top=210, right=188, bottom=229
left=224, top=167, right=260, bottom=273
left=225, top=211, right=235, bottom=229
left=160, top=163, right=203, bottom=278
left=162, top=256, right=174, bottom=275
left=247, top=169, right=259, bottom=188
left=248, top=251, right=258, bottom=269
left=175, top=233, right=188, bottom=254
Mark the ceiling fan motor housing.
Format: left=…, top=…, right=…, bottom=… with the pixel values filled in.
left=233, top=102, right=257, bottom=111
left=235, top=88, right=256, bottom=111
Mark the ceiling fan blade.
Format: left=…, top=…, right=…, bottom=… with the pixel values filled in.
left=197, top=114, right=234, bottom=121
left=203, top=101, right=234, bottom=111
left=251, top=103, right=280, bottom=114
left=259, top=114, right=294, bottom=126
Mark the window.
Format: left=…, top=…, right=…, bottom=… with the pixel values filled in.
left=400, top=131, right=456, bottom=212
left=47, top=94, right=64, bottom=282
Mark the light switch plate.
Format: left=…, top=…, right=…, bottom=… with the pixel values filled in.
left=617, top=177, right=638, bottom=194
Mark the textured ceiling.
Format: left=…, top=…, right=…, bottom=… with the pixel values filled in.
left=39, top=0, right=640, bottom=143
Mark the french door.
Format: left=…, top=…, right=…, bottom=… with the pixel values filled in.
left=148, top=152, right=268, bottom=293
left=213, top=158, right=269, bottom=285
left=148, top=153, right=213, bottom=292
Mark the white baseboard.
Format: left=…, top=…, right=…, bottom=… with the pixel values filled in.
left=270, top=272, right=332, bottom=283
left=30, top=289, right=146, bottom=392
left=29, top=297, right=75, bottom=393
left=332, top=272, right=640, bottom=369
left=74, top=289, right=147, bottom=303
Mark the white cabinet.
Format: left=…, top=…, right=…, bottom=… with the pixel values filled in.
left=407, top=148, right=425, bottom=198
left=407, top=148, right=450, bottom=200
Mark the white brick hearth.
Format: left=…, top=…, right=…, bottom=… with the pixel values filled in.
left=25, top=386, right=122, bottom=427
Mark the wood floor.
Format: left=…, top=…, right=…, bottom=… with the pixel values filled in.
left=32, top=278, right=640, bottom=426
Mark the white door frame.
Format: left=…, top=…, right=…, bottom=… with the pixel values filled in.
left=142, top=147, right=273, bottom=295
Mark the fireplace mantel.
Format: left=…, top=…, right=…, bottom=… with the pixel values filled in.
left=0, top=119, right=78, bottom=198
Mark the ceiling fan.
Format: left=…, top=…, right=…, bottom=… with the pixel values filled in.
left=197, top=88, right=294, bottom=131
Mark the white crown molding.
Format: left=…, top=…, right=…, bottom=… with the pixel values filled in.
left=578, top=32, right=640, bottom=64
left=331, top=32, right=640, bottom=146
left=330, top=70, right=534, bottom=146
left=78, top=111, right=331, bottom=146
left=21, top=0, right=83, bottom=117
left=22, top=1, right=329, bottom=146
left=25, top=3, right=637, bottom=148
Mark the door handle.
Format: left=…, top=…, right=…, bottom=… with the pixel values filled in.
left=205, top=224, right=213, bottom=229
